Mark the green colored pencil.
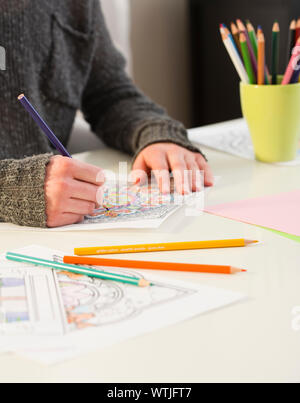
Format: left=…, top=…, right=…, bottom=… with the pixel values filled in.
left=240, top=32, right=256, bottom=84
left=271, top=21, right=280, bottom=85
left=287, top=20, right=296, bottom=66
left=6, top=252, right=151, bottom=288
left=246, top=20, right=258, bottom=58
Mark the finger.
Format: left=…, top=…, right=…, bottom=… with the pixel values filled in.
left=132, top=154, right=148, bottom=173
left=70, top=180, right=101, bottom=203
left=196, top=155, right=214, bottom=187
left=149, top=154, right=170, bottom=194
left=47, top=213, right=84, bottom=228
left=131, top=155, right=149, bottom=186
left=167, top=154, right=190, bottom=195
left=65, top=199, right=96, bottom=216
left=71, top=159, right=105, bottom=185
left=185, top=156, right=203, bottom=192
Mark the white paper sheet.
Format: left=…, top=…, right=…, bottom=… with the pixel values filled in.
left=0, top=182, right=208, bottom=232
left=188, top=119, right=300, bottom=167
left=1, top=245, right=246, bottom=365
left=0, top=255, right=66, bottom=350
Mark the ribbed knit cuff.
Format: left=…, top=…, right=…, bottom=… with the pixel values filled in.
left=133, top=120, right=207, bottom=162
left=0, top=154, right=53, bottom=228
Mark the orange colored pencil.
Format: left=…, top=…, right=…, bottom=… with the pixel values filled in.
left=231, top=22, right=243, bottom=56
left=63, top=256, right=246, bottom=275
left=258, top=30, right=265, bottom=85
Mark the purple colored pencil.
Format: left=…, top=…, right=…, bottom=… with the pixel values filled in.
left=244, top=31, right=258, bottom=75
left=290, top=64, right=300, bottom=84
left=18, top=94, right=72, bottom=158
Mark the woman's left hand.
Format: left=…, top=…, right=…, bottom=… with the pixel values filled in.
left=132, top=143, right=214, bottom=194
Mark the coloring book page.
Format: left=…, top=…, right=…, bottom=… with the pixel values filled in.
left=0, top=179, right=208, bottom=232
left=0, top=255, right=66, bottom=350
left=0, top=245, right=246, bottom=364
left=188, top=118, right=300, bottom=166
left=50, top=180, right=206, bottom=231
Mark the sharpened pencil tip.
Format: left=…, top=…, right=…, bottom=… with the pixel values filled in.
left=139, top=279, right=151, bottom=288
left=245, top=240, right=259, bottom=245
left=18, top=94, right=25, bottom=100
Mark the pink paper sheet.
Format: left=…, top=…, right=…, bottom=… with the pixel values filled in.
left=205, top=190, right=300, bottom=237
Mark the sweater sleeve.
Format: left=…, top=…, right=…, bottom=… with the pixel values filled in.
left=81, top=0, right=205, bottom=160
left=0, top=154, right=52, bottom=228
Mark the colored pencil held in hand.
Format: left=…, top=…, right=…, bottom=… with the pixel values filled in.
left=18, top=94, right=72, bottom=158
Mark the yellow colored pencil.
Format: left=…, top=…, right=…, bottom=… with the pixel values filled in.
left=74, top=239, right=258, bottom=256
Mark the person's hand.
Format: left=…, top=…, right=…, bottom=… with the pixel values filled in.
left=132, top=143, right=214, bottom=194
left=45, top=156, right=105, bottom=228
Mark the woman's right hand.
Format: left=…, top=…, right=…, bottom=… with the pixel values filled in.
left=45, top=156, right=105, bottom=227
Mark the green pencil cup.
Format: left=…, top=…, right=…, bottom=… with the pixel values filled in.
left=240, top=79, right=300, bottom=163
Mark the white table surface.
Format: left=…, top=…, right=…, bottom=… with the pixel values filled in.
left=0, top=137, right=300, bottom=383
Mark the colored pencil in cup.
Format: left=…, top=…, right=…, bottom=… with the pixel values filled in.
left=74, top=239, right=259, bottom=256
left=295, top=18, right=300, bottom=43
left=246, top=20, right=258, bottom=58
left=6, top=252, right=151, bottom=288
left=282, top=37, right=300, bottom=85
left=257, top=26, right=271, bottom=85
left=271, top=21, right=280, bottom=85
left=222, top=24, right=241, bottom=56
left=290, top=54, right=300, bottom=84
left=230, top=22, right=243, bottom=56
left=290, top=69, right=300, bottom=84
left=287, top=20, right=296, bottom=65
left=237, top=19, right=258, bottom=75
left=18, top=94, right=72, bottom=158
left=63, top=256, right=247, bottom=275
left=240, top=32, right=256, bottom=84
left=258, top=30, right=266, bottom=85
left=220, top=26, right=249, bottom=83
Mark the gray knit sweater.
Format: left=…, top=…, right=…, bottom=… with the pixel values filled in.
left=0, top=0, right=202, bottom=228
